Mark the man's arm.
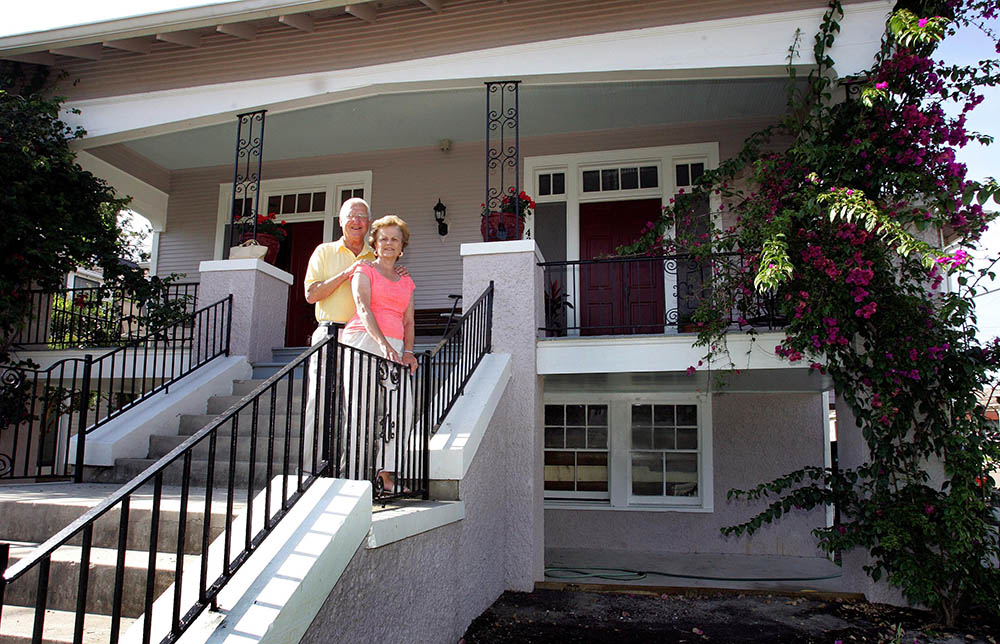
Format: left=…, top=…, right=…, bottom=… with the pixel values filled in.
left=305, top=259, right=364, bottom=304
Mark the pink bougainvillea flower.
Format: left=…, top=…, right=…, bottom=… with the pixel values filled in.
left=918, top=17, right=928, bottom=27
left=875, top=81, right=889, bottom=90
left=686, top=366, right=696, bottom=375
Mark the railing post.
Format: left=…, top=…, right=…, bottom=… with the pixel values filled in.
left=0, top=542, right=8, bottom=622
left=224, top=294, right=234, bottom=356
left=322, top=324, right=340, bottom=477
left=485, top=281, right=494, bottom=353
left=74, top=355, right=93, bottom=483
left=421, top=352, right=432, bottom=500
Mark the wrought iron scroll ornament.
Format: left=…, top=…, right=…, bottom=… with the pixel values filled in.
left=0, top=367, right=29, bottom=477
left=229, top=110, right=267, bottom=248
left=484, top=80, right=521, bottom=241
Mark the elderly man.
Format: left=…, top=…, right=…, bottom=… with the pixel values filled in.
left=302, top=197, right=407, bottom=476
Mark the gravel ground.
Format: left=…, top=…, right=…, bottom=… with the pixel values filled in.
left=461, top=589, right=999, bottom=643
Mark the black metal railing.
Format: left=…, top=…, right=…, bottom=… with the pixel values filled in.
left=13, top=283, right=199, bottom=349
left=0, top=296, right=231, bottom=482
left=0, top=283, right=494, bottom=644
left=539, top=254, right=783, bottom=336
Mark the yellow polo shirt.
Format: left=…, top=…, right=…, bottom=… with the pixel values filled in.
left=303, top=239, right=376, bottom=323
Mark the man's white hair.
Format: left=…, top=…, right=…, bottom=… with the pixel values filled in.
left=339, top=197, right=371, bottom=220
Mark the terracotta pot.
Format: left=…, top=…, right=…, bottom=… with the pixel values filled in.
left=481, top=211, right=525, bottom=242
left=242, top=232, right=281, bottom=264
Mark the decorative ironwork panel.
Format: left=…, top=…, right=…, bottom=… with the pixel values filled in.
left=484, top=80, right=522, bottom=241
left=229, top=110, right=267, bottom=248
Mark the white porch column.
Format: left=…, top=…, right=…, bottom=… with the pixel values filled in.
left=198, top=259, right=293, bottom=365
left=461, top=239, right=546, bottom=590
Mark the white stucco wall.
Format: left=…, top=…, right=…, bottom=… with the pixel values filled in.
left=545, top=392, right=830, bottom=558
left=299, top=366, right=514, bottom=644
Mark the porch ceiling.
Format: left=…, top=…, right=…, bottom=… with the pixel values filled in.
left=118, top=77, right=795, bottom=171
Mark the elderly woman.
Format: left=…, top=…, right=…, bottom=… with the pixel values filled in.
left=341, top=215, right=417, bottom=494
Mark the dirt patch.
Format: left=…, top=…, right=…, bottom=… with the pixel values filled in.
left=462, top=589, right=999, bottom=643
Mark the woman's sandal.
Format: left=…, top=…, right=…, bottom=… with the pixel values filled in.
left=377, top=470, right=411, bottom=495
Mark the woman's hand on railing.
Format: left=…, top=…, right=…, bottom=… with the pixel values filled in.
left=401, top=351, right=418, bottom=375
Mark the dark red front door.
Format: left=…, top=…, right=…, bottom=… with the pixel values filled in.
left=283, top=221, right=325, bottom=347
left=580, top=199, right=664, bottom=334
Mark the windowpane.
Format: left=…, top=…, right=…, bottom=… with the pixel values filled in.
left=545, top=405, right=564, bottom=425
left=539, top=174, right=552, bottom=196
left=677, top=428, right=698, bottom=449
left=666, top=453, right=698, bottom=496
left=552, top=173, right=565, bottom=194
left=631, top=404, right=652, bottom=427
left=677, top=405, right=698, bottom=426
left=632, top=426, right=652, bottom=449
left=282, top=194, right=296, bottom=214
left=340, top=189, right=353, bottom=205
left=582, top=170, right=600, bottom=192
left=566, top=426, right=586, bottom=448
left=587, top=426, right=608, bottom=449
left=620, top=167, right=639, bottom=190
left=566, top=404, right=585, bottom=425
left=544, top=451, right=575, bottom=491
left=639, top=166, right=658, bottom=188
left=675, top=164, right=690, bottom=188
left=297, top=193, right=312, bottom=212
left=267, top=196, right=281, bottom=215
left=654, top=404, right=674, bottom=426
left=577, top=452, right=608, bottom=492
left=312, top=191, right=326, bottom=212
left=587, top=405, right=608, bottom=426
left=653, top=427, right=675, bottom=450
left=632, top=453, right=663, bottom=496
left=352, top=188, right=365, bottom=199
left=601, top=169, right=619, bottom=191
left=544, top=426, right=564, bottom=448
left=691, top=163, right=705, bottom=183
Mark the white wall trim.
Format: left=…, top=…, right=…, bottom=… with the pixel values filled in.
left=63, top=1, right=892, bottom=144
left=76, top=150, right=169, bottom=231
left=214, top=171, right=373, bottom=260
left=460, top=239, right=544, bottom=263
left=199, top=258, right=295, bottom=285
left=367, top=500, right=465, bottom=548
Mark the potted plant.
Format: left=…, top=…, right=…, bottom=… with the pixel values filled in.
left=481, top=189, right=535, bottom=241
left=237, top=212, right=287, bottom=264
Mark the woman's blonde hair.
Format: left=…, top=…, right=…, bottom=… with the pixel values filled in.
left=368, top=215, right=410, bottom=252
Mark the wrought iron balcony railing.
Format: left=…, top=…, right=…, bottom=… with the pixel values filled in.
left=539, top=253, right=783, bottom=336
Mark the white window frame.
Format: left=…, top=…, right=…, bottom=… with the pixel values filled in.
left=543, top=401, right=612, bottom=501
left=214, top=171, right=372, bottom=260
left=544, top=392, right=714, bottom=512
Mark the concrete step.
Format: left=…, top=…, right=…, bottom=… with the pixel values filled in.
left=3, top=541, right=196, bottom=618
left=178, top=413, right=304, bottom=436
left=109, top=457, right=303, bottom=490
left=251, top=363, right=305, bottom=380
left=0, top=605, right=137, bottom=644
left=147, top=433, right=303, bottom=462
left=0, top=484, right=242, bottom=555
left=205, top=393, right=304, bottom=415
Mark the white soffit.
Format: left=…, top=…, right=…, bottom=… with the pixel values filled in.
left=63, top=1, right=892, bottom=144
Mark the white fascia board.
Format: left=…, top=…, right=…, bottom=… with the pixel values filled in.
left=536, top=331, right=794, bottom=375
left=0, top=0, right=372, bottom=55
left=63, top=1, right=892, bottom=144
left=76, top=151, right=169, bottom=231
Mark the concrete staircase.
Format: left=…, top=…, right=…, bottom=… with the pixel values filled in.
left=0, top=484, right=245, bottom=644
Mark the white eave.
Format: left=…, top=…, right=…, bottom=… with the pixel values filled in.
left=0, top=0, right=377, bottom=56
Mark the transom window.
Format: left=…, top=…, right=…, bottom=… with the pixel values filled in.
left=537, top=172, right=566, bottom=196
left=674, top=162, right=705, bottom=190
left=581, top=165, right=658, bottom=193
left=266, top=191, right=327, bottom=216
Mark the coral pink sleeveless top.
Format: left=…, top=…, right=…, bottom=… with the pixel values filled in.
left=343, top=264, right=415, bottom=341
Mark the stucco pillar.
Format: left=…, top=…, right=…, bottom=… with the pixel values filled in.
left=198, top=259, right=293, bottom=365
left=834, top=395, right=907, bottom=606
left=461, top=240, right=545, bottom=591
